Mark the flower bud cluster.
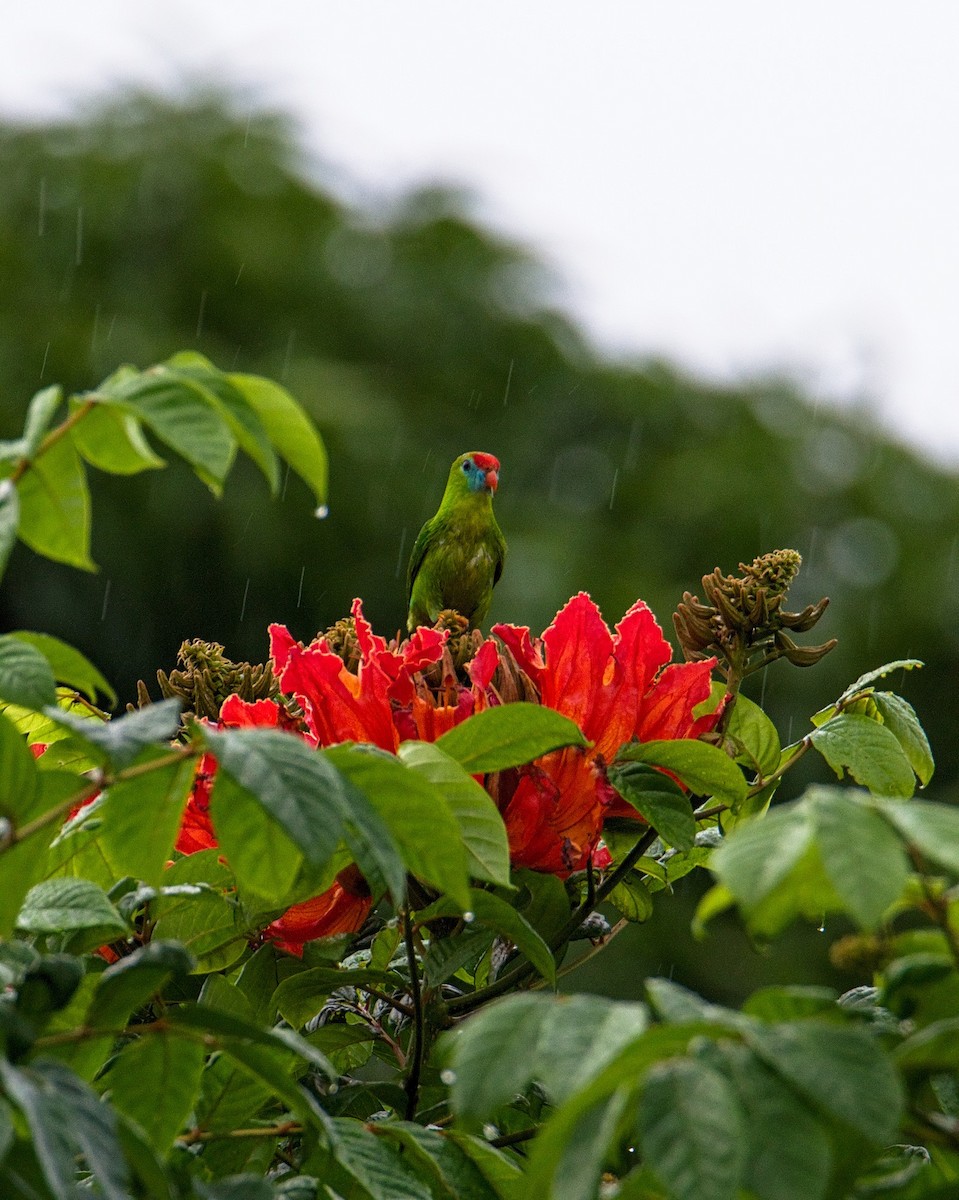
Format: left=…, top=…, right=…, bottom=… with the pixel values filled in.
left=136, top=638, right=279, bottom=720
left=673, top=549, right=836, bottom=679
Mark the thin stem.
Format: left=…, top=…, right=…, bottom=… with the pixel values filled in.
left=909, top=847, right=959, bottom=972
left=745, top=735, right=812, bottom=798
left=402, top=909, right=425, bottom=1121
left=536, top=918, right=630, bottom=986
left=177, top=1121, right=303, bottom=1146
left=9, top=398, right=96, bottom=484
left=489, top=1127, right=538, bottom=1149
left=360, top=985, right=415, bottom=1019
left=0, top=746, right=194, bottom=856
left=447, top=825, right=660, bottom=1016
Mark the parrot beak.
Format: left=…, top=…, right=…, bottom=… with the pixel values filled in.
left=485, top=469, right=498, bottom=493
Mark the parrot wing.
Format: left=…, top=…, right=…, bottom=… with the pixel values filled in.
left=406, top=516, right=437, bottom=608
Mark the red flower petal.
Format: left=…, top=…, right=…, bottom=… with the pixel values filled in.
left=491, top=622, right=545, bottom=687
left=636, top=659, right=718, bottom=742
left=264, top=865, right=373, bottom=956
left=539, top=593, right=613, bottom=740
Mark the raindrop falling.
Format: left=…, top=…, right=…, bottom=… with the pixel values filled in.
left=90, top=305, right=101, bottom=353
left=297, top=565, right=305, bottom=608
left=281, top=463, right=291, bottom=502
left=196, top=290, right=207, bottom=340
left=314, top=504, right=329, bottom=520
left=395, top=526, right=408, bottom=579
left=281, top=329, right=296, bottom=380
left=234, top=262, right=245, bottom=285
left=817, top=915, right=826, bottom=933
left=106, top=314, right=117, bottom=343
left=39, top=342, right=50, bottom=381
left=75, top=206, right=84, bottom=266
left=100, top=580, right=112, bottom=621
left=759, top=665, right=769, bottom=710
left=502, top=358, right=514, bottom=408
left=609, top=468, right=619, bottom=511
left=239, top=578, right=251, bottom=621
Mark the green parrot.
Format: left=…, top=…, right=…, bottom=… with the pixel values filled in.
left=407, top=451, right=506, bottom=632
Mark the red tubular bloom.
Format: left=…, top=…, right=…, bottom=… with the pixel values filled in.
left=172, top=693, right=373, bottom=955
left=263, top=865, right=373, bottom=957
left=269, top=598, right=494, bottom=749
left=492, top=593, right=722, bottom=870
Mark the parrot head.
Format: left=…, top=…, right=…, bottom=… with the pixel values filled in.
left=455, top=451, right=500, bottom=495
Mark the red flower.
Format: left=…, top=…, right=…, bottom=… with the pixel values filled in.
left=491, top=593, right=721, bottom=869
left=174, top=693, right=372, bottom=952
left=263, top=864, right=373, bottom=957
left=269, top=598, right=495, bottom=749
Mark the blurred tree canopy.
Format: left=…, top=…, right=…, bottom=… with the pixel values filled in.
left=0, top=87, right=955, bottom=828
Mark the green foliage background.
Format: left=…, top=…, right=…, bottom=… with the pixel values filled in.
left=1, top=88, right=955, bottom=1005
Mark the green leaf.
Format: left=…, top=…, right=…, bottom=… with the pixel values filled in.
left=325, top=745, right=473, bottom=911
left=98, top=751, right=197, bottom=885
left=837, top=659, right=923, bottom=704
left=0, top=707, right=41, bottom=821
left=376, top=1123, right=506, bottom=1200
left=548, top=1087, right=632, bottom=1200
left=107, top=1032, right=205, bottom=1155
left=717, top=1041, right=832, bottom=1200
left=893, top=1016, right=959, bottom=1071
left=273, top=966, right=404, bottom=1029
left=443, top=1131, right=525, bottom=1200
left=165, top=353, right=280, bottom=493
left=91, top=941, right=195, bottom=1029
left=151, top=851, right=247, bottom=973
left=230, top=372, right=328, bottom=509
left=426, top=888, right=556, bottom=985
left=206, top=728, right=347, bottom=903
left=0, top=1058, right=131, bottom=1200
left=879, top=798, right=959, bottom=877
left=17, top=432, right=94, bottom=570
left=169, top=1001, right=337, bottom=1086
left=436, top=702, right=588, bottom=773
left=872, top=692, right=935, bottom=786
left=639, top=1057, right=746, bottom=1200
left=617, top=738, right=747, bottom=809
left=709, top=802, right=813, bottom=914
left=68, top=397, right=165, bottom=474
left=23, top=385, right=65, bottom=454
left=810, top=787, right=911, bottom=929
left=16, top=877, right=127, bottom=936
left=9, top=631, right=116, bottom=706
left=398, top=741, right=511, bottom=886
left=447, top=992, right=648, bottom=1126
left=607, top=762, right=695, bottom=850
left=330, top=1119, right=434, bottom=1200
left=0, top=478, right=20, bottom=580
left=101, top=364, right=237, bottom=493
left=608, top=873, right=654, bottom=922
left=726, top=693, right=782, bottom=778
left=811, top=713, right=917, bottom=797
left=44, top=699, right=182, bottom=769
left=0, top=635, right=57, bottom=711
left=746, top=1022, right=903, bottom=1144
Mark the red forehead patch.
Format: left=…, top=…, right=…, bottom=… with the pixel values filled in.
left=470, top=452, right=500, bottom=472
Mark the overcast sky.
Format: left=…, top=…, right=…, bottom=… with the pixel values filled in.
left=4, top=2, right=959, bottom=465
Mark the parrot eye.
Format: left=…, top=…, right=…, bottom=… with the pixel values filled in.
left=461, top=461, right=471, bottom=473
